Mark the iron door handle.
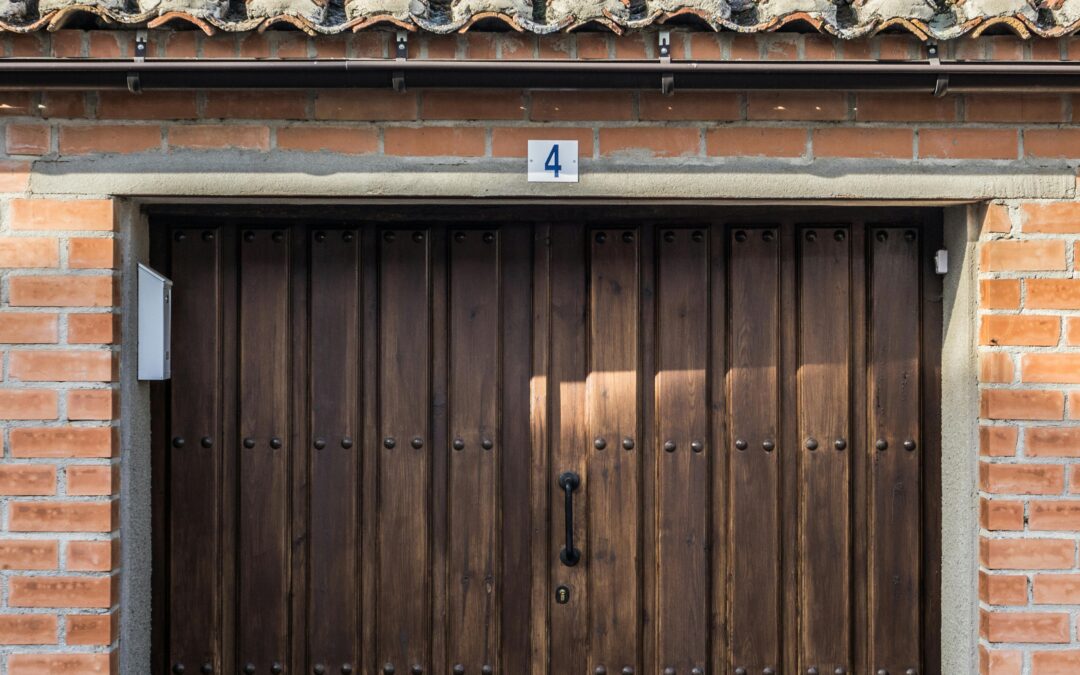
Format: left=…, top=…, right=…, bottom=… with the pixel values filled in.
left=558, top=471, right=581, bottom=566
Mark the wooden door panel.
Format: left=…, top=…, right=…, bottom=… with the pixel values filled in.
left=447, top=228, right=500, bottom=673
left=308, top=228, right=362, bottom=672
left=868, top=226, right=923, bottom=675
left=236, top=228, right=291, bottom=674
left=797, top=225, right=853, bottom=674
left=167, top=225, right=223, bottom=675
left=587, top=228, right=642, bottom=674
left=155, top=217, right=941, bottom=675
left=655, top=228, right=710, bottom=675
left=377, top=228, right=433, bottom=674
left=727, top=226, right=782, bottom=674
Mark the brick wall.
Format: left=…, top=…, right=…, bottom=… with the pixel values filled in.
left=979, top=203, right=1080, bottom=675
left=0, top=192, right=117, bottom=674
left=0, top=26, right=1078, bottom=675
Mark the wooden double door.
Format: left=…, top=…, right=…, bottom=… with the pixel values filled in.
left=153, top=214, right=941, bottom=675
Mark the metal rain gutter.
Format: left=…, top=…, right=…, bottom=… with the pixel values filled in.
left=2, top=56, right=1080, bottom=93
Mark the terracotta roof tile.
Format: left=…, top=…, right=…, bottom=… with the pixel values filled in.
left=0, top=0, right=1074, bottom=38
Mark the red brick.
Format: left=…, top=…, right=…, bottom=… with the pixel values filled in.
left=575, top=33, right=609, bottom=59
left=980, top=315, right=1060, bottom=347
left=66, top=540, right=111, bottom=572
left=730, top=34, right=759, bottom=60
left=0, top=390, right=58, bottom=419
left=68, top=238, right=115, bottom=269
left=163, top=31, right=197, bottom=58
left=0, top=159, right=30, bottom=193
left=638, top=92, right=741, bottom=121
left=10, top=350, right=113, bottom=383
left=982, top=426, right=1019, bottom=457
left=58, top=125, right=161, bottom=155
left=812, top=127, right=913, bottom=159
left=981, top=571, right=1028, bottom=604
left=600, top=127, right=699, bottom=158
left=1033, top=575, right=1080, bottom=604
left=383, top=127, right=485, bottom=157
left=980, top=352, right=1014, bottom=383
left=40, top=93, right=85, bottom=119
left=9, top=34, right=45, bottom=57
left=65, top=614, right=111, bottom=645
left=537, top=35, right=572, bottom=60
left=1068, top=317, right=1080, bottom=346
left=1028, top=427, right=1080, bottom=457
left=9, top=199, right=113, bottom=232
left=96, top=92, right=198, bottom=120
left=983, top=538, right=1075, bottom=569
left=966, top=94, right=1065, bottom=123
left=984, top=611, right=1070, bottom=643
left=0, top=237, right=57, bottom=268
left=982, top=647, right=1022, bottom=675
left=68, top=314, right=116, bottom=345
left=981, top=462, right=1065, bottom=494
left=706, top=127, right=807, bottom=158
left=876, top=35, right=920, bottom=59
left=87, top=32, right=122, bottom=58
left=8, top=275, right=113, bottom=308
left=201, top=34, right=237, bottom=58
left=803, top=35, right=837, bottom=60
left=763, top=36, right=797, bottom=60
left=687, top=33, right=722, bottom=60
left=1023, top=353, right=1080, bottom=383
left=980, top=279, right=1020, bottom=309
left=530, top=92, right=634, bottom=121
left=67, top=390, right=114, bottom=421
left=0, top=615, right=57, bottom=645
left=9, top=501, right=111, bottom=533
left=1031, top=501, right=1080, bottom=530
left=314, top=91, right=417, bottom=121
left=273, top=32, right=309, bottom=58
left=1025, top=129, right=1080, bottom=159
left=0, top=465, right=55, bottom=496
left=1020, top=202, right=1080, bottom=233
left=919, top=128, right=1018, bottom=159
left=747, top=92, right=848, bottom=121
left=490, top=127, right=593, bottom=158
left=203, top=91, right=308, bottom=120
left=10, top=427, right=114, bottom=458
left=421, top=91, right=525, bottom=121
left=5, top=124, right=50, bottom=155
left=463, top=33, right=497, bottom=59
left=1032, top=650, right=1080, bottom=675
left=8, top=653, right=110, bottom=673
left=0, top=541, right=57, bottom=570
left=980, top=240, right=1067, bottom=271
left=66, top=466, right=112, bottom=497
left=169, top=125, right=270, bottom=151
left=499, top=35, right=534, bottom=60
left=50, top=30, right=83, bottom=57
left=238, top=33, right=270, bottom=58
left=276, top=127, right=378, bottom=155
left=983, top=204, right=1013, bottom=234
left=982, top=498, right=1025, bottom=530
left=0, top=314, right=58, bottom=344
left=981, top=390, right=1064, bottom=420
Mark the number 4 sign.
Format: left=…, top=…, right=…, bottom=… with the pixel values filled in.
left=527, top=140, right=579, bottom=183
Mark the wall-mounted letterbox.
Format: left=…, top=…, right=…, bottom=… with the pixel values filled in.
left=138, top=263, right=172, bottom=381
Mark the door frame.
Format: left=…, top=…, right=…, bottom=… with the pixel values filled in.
left=141, top=204, right=949, bottom=675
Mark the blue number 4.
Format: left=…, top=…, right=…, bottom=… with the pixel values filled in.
left=544, top=144, right=562, bottom=178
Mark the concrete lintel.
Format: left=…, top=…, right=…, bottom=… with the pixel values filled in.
left=27, top=154, right=1076, bottom=201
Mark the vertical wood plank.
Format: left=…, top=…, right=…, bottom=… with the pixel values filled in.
left=548, top=224, right=589, bottom=675
left=639, top=224, right=657, bottom=675
left=797, top=225, right=852, bottom=674
left=499, top=225, right=535, bottom=675
left=167, top=225, right=222, bottom=675
left=377, top=227, right=432, bottom=674
left=849, top=223, right=870, bottom=675
left=655, top=228, right=710, bottom=675
left=236, top=227, right=290, bottom=674
left=868, top=226, right=922, bottom=675
left=726, top=226, right=781, bottom=674
left=289, top=226, right=310, bottom=675
left=708, top=223, right=728, bottom=675
left=921, top=219, right=944, bottom=675
left=528, top=225, right=552, bottom=675
left=431, top=228, right=450, bottom=675
left=308, top=228, right=361, bottom=672
left=359, top=226, right=379, bottom=674
left=587, top=228, right=641, bottom=673
left=447, top=228, right=500, bottom=673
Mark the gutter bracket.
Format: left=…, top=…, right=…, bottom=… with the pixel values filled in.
left=134, top=29, right=148, bottom=62
left=393, top=31, right=407, bottom=92
left=928, top=42, right=949, bottom=98
left=126, top=72, right=142, bottom=94
left=658, top=29, right=674, bottom=96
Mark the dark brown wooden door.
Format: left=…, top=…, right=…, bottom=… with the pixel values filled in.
left=153, top=216, right=941, bottom=675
